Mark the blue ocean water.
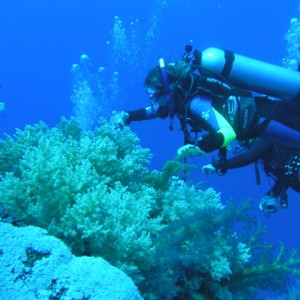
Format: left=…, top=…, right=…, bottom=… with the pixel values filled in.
left=1, top=0, right=300, bottom=297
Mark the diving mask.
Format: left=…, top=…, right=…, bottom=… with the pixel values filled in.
left=146, top=87, right=165, bottom=106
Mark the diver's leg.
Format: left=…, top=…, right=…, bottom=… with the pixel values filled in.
left=260, top=120, right=300, bottom=148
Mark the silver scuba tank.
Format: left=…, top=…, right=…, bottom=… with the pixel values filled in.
left=199, top=47, right=300, bottom=100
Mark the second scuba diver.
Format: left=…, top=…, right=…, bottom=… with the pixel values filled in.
left=202, top=139, right=300, bottom=216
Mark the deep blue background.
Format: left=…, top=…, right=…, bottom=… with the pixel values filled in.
left=1, top=0, right=300, bottom=293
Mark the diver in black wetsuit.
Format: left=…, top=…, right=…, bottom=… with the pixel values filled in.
left=118, top=56, right=300, bottom=158
left=202, top=138, right=300, bottom=215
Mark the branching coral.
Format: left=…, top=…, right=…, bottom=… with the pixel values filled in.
left=0, top=117, right=299, bottom=299
left=224, top=222, right=300, bottom=299
left=0, top=117, right=162, bottom=284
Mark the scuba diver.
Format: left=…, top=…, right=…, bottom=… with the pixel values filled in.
left=118, top=46, right=300, bottom=160
left=202, top=138, right=300, bottom=216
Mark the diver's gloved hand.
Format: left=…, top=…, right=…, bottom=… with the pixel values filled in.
left=111, top=111, right=130, bottom=128
left=212, top=158, right=228, bottom=176
left=197, top=132, right=224, bottom=153
left=203, top=157, right=227, bottom=176
left=202, top=164, right=216, bottom=175
left=177, top=144, right=202, bottom=158
left=259, top=195, right=278, bottom=214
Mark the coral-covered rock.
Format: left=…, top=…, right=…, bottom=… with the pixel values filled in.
left=0, top=222, right=142, bottom=300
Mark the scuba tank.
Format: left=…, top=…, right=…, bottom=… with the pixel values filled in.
left=192, top=47, right=300, bottom=100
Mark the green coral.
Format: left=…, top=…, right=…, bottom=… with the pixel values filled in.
left=0, top=117, right=299, bottom=299
left=226, top=222, right=300, bottom=298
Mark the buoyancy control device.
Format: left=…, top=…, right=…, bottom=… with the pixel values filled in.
left=189, top=47, right=300, bottom=100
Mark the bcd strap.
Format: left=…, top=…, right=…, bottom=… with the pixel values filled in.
left=212, top=147, right=227, bottom=176
left=255, top=161, right=261, bottom=185
left=193, top=50, right=202, bottom=70
left=218, top=147, right=227, bottom=164
left=221, top=50, right=235, bottom=78
left=179, top=117, right=197, bottom=145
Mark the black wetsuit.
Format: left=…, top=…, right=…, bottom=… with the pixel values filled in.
left=126, top=77, right=300, bottom=152
left=222, top=139, right=300, bottom=197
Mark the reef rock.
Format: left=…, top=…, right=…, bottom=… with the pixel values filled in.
left=0, top=222, right=142, bottom=300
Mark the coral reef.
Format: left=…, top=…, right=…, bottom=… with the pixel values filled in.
left=0, top=117, right=299, bottom=299
left=0, top=222, right=142, bottom=299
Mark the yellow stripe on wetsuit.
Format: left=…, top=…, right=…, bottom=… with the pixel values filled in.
left=213, top=108, right=236, bottom=147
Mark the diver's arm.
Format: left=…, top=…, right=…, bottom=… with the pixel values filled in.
left=126, top=108, right=147, bottom=121
left=125, top=105, right=158, bottom=123
left=226, top=139, right=273, bottom=169
left=189, top=94, right=236, bottom=152
left=203, top=138, right=273, bottom=176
